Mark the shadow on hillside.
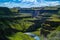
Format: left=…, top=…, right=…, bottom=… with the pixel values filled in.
left=26, top=20, right=42, bottom=32
left=26, top=18, right=60, bottom=37
left=25, top=16, right=50, bottom=32
left=0, top=27, right=20, bottom=40
left=40, top=21, right=60, bottom=37
left=0, top=7, right=12, bottom=15
left=0, top=7, right=20, bottom=40
left=0, top=19, right=22, bottom=40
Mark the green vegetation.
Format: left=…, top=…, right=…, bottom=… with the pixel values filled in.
left=10, top=8, right=19, bottom=13
left=56, top=26, right=60, bottom=31
left=8, top=32, right=34, bottom=40
left=0, top=7, right=12, bottom=15
left=47, top=14, right=60, bottom=22
left=47, top=31, right=60, bottom=40
left=0, top=6, right=60, bottom=40
left=0, top=18, right=35, bottom=40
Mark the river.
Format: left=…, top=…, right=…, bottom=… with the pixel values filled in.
left=24, top=32, right=40, bottom=40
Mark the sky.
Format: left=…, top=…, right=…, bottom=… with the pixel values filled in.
left=0, top=0, right=60, bottom=8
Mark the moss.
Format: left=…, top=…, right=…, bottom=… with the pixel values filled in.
left=47, top=31, right=60, bottom=40
left=56, top=26, right=60, bottom=31
left=47, top=14, right=60, bottom=22
left=8, top=32, right=35, bottom=40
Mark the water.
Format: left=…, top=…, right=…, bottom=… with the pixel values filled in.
left=24, top=33, right=40, bottom=40
left=34, top=36, right=40, bottom=40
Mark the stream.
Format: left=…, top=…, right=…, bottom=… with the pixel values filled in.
left=24, top=32, right=40, bottom=40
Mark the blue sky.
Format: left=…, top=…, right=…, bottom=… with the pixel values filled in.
left=0, top=0, right=60, bottom=8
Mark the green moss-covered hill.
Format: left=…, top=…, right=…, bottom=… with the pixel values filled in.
left=0, top=6, right=60, bottom=40
left=0, top=7, right=35, bottom=40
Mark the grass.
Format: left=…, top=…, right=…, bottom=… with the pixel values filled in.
left=5, top=19, right=34, bottom=31
left=47, top=14, right=60, bottom=22
left=8, top=32, right=35, bottom=40
left=0, top=19, right=35, bottom=40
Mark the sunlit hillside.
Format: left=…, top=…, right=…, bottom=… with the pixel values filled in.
left=0, top=6, right=60, bottom=40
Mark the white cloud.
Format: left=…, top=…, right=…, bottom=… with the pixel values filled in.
left=0, top=2, right=32, bottom=8
left=45, top=1, right=60, bottom=6
left=30, top=1, right=60, bottom=7
left=22, top=0, right=37, bottom=2
left=0, top=0, right=60, bottom=8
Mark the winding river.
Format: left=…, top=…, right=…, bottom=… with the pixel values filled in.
left=24, top=32, right=40, bottom=40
